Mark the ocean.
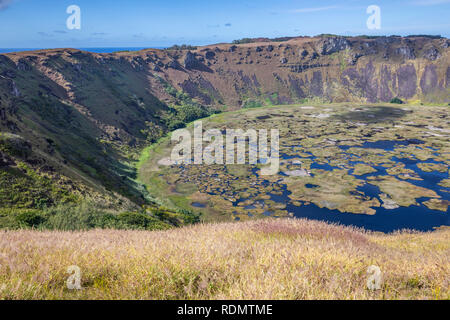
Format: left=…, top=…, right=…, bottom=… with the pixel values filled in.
left=0, top=47, right=166, bottom=54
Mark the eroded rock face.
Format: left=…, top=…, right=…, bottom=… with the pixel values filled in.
left=288, top=76, right=306, bottom=98
left=379, top=66, right=394, bottom=102
left=360, top=62, right=378, bottom=103
left=10, top=81, right=20, bottom=97
left=167, top=60, right=182, bottom=70
left=423, top=47, right=441, bottom=61
left=396, top=47, right=416, bottom=60
left=446, top=67, right=450, bottom=87
left=420, top=65, right=438, bottom=95
left=340, top=62, right=380, bottom=102
left=397, top=64, right=417, bottom=99
left=310, top=71, right=323, bottom=96
left=184, top=51, right=200, bottom=69
left=319, top=37, right=351, bottom=55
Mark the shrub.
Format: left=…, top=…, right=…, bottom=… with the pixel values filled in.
left=15, top=209, right=46, bottom=228
left=150, top=207, right=200, bottom=227
left=166, top=44, right=197, bottom=51
left=42, top=203, right=173, bottom=231
left=0, top=133, right=32, bottom=158
left=232, top=38, right=254, bottom=44
left=15, top=210, right=46, bottom=227
left=43, top=202, right=106, bottom=230
left=242, top=99, right=263, bottom=109
left=390, top=97, right=404, bottom=104
left=1, top=202, right=196, bottom=231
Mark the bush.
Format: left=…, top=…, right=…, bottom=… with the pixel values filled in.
left=42, top=202, right=175, bottom=231
left=0, top=201, right=198, bottom=231
left=15, top=209, right=46, bottom=228
left=165, top=104, right=215, bottom=131
left=166, top=44, right=197, bottom=51
left=242, top=99, right=263, bottom=109
left=232, top=38, right=254, bottom=44
left=390, top=97, right=404, bottom=104
left=43, top=202, right=109, bottom=230
left=150, top=207, right=199, bottom=227
left=0, top=133, right=32, bottom=158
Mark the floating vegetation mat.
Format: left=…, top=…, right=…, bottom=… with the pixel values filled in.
left=139, top=104, right=449, bottom=232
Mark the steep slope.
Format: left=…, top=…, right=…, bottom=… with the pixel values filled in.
left=159, top=35, right=449, bottom=107
left=0, top=35, right=449, bottom=213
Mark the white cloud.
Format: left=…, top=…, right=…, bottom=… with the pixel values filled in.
left=291, top=6, right=338, bottom=13
left=412, top=0, right=450, bottom=5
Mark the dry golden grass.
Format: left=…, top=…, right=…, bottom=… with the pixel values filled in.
left=0, top=219, right=448, bottom=300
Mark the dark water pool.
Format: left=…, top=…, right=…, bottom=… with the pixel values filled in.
left=260, top=184, right=449, bottom=233
left=191, top=202, right=207, bottom=208
left=268, top=140, right=449, bottom=232
left=338, top=139, right=424, bottom=151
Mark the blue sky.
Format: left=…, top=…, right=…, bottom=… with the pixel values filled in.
left=0, top=0, right=449, bottom=48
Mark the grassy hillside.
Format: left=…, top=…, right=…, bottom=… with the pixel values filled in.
left=0, top=219, right=448, bottom=300
left=0, top=50, right=213, bottom=227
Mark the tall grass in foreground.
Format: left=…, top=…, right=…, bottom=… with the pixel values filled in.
left=0, top=219, right=448, bottom=300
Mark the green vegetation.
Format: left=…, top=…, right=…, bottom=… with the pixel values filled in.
left=242, top=98, right=263, bottom=109
left=232, top=36, right=294, bottom=44
left=390, top=97, right=404, bottom=104
left=316, top=33, right=340, bottom=38
left=165, top=44, right=198, bottom=51
left=406, top=35, right=442, bottom=39
left=155, top=76, right=219, bottom=130
left=0, top=201, right=199, bottom=231
left=0, top=133, right=32, bottom=158
left=0, top=162, right=80, bottom=209
left=232, top=38, right=255, bottom=44
left=165, top=104, right=214, bottom=131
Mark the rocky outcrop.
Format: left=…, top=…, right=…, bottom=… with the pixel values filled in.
left=10, top=80, right=20, bottom=97
left=423, top=47, right=441, bottom=61
left=205, top=51, right=215, bottom=60
left=183, top=51, right=212, bottom=72
left=184, top=51, right=198, bottom=69
left=396, top=47, right=416, bottom=60
left=397, top=64, right=418, bottom=99
left=318, top=37, right=351, bottom=55
left=420, top=65, right=438, bottom=95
